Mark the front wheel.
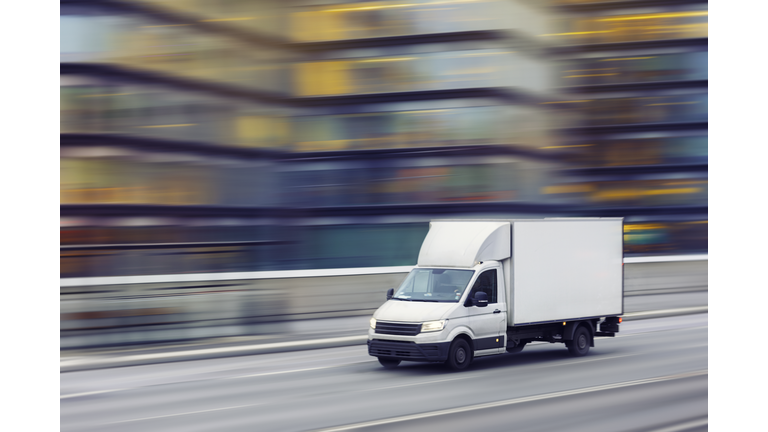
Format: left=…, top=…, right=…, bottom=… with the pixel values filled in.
left=446, top=338, right=472, bottom=371
left=567, top=326, right=591, bottom=357
left=378, top=358, right=401, bottom=369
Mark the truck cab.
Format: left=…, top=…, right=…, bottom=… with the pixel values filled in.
left=369, top=261, right=506, bottom=369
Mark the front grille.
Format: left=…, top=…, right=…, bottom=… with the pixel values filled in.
left=369, top=340, right=423, bottom=358
left=374, top=321, right=421, bottom=336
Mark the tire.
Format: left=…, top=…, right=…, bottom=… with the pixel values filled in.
left=378, top=358, right=401, bottom=369
left=506, top=341, right=527, bottom=354
left=567, top=326, right=591, bottom=357
left=446, top=338, right=473, bottom=371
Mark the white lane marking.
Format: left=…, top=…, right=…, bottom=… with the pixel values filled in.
left=227, top=360, right=375, bottom=379
left=102, top=402, right=264, bottom=424
left=359, top=352, right=667, bottom=394
left=650, top=417, right=708, bottom=432
left=60, top=389, right=129, bottom=400
left=344, top=353, right=641, bottom=395
left=358, top=376, right=469, bottom=392
left=312, top=370, right=708, bottom=432
left=526, top=353, right=637, bottom=369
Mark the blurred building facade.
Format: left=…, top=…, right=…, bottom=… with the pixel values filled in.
left=544, top=0, right=708, bottom=255
left=60, top=0, right=707, bottom=278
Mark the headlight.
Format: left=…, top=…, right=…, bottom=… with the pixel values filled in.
left=420, top=320, right=445, bottom=333
left=370, top=317, right=376, bottom=329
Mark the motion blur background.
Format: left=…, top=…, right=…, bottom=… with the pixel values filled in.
left=60, top=0, right=707, bottom=348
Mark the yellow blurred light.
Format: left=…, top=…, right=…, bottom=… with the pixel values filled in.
left=598, top=11, right=708, bottom=21
left=664, top=181, right=706, bottom=186
left=564, top=73, right=619, bottom=78
left=323, top=0, right=476, bottom=13
left=594, top=190, right=638, bottom=200
left=137, top=124, right=198, bottom=128
left=541, top=144, right=593, bottom=149
left=324, top=4, right=416, bottom=13
left=644, top=188, right=701, bottom=195
left=140, top=24, right=191, bottom=28
left=599, top=57, right=656, bottom=61
left=540, top=100, right=592, bottom=104
left=641, top=24, right=706, bottom=30
left=542, top=184, right=594, bottom=194
left=624, top=224, right=664, bottom=232
left=646, top=102, right=699, bottom=106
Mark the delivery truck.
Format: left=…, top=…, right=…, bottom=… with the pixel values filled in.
left=368, top=218, right=624, bottom=370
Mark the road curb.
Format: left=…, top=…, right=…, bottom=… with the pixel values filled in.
left=61, top=307, right=707, bottom=373
left=60, top=335, right=369, bottom=373
left=623, top=306, right=708, bottom=320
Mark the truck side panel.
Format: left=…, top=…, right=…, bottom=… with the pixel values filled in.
left=511, top=219, right=623, bottom=325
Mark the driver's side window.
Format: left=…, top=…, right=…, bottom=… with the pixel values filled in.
left=468, top=269, right=497, bottom=304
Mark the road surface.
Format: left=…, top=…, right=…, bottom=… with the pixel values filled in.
left=61, top=314, right=708, bottom=432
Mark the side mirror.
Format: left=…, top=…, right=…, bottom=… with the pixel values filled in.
left=473, top=291, right=488, bottom=307
left=386, top=288, right=394, bottom=300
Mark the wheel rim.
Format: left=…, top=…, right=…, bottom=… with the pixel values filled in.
left=456, top=347, right=466, bottom=364
left=578, top=334, right=587, bottom=349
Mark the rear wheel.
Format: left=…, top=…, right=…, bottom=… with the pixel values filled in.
left=378, top=358, right=401, bottom=369
left=446, top=338, right=472, bottom=371
left=567, top=326, right=591, bottom=357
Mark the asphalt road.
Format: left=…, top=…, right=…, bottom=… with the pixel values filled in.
left=61, top=314, right=708, bottom=432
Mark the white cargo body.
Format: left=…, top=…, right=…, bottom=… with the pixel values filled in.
left=417, top=218, right=624, bottom=325
left=510, top=219, right=624, bottom=324
left=369, top=217, right=625, bottom=371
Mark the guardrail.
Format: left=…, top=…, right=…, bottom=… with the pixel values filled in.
left=61, top=254, right=707, bottom=287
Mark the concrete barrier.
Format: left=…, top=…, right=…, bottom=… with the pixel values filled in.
left=624, top=260, right=708, bottom=296
left=60, top=256, right=707, bottom=349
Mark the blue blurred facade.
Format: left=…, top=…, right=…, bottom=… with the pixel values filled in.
left=60, top=0, right=707, bottom=278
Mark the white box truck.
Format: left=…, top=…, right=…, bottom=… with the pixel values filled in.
left=368, top=218, right=624, bottom=370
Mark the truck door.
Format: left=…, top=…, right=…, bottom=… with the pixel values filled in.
left=466, top=268, right=506, bottom=355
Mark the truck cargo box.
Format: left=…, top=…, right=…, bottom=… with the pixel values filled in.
left=417, top=218, right=623, bottom=326
left=510, top=219, right=623, bottom=325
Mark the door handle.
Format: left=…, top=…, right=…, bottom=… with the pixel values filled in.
left=493, top=309, right=501, bottom=314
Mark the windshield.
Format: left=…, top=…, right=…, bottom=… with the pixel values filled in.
left=392, top=268, right=474, bottom=302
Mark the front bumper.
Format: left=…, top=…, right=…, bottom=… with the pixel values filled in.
left=368, top=339, right=451, bottom=362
